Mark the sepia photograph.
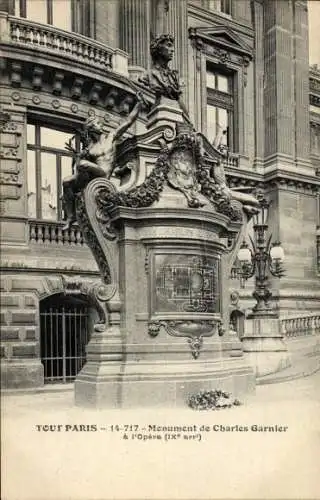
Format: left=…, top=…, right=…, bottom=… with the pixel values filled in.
left=1, top=0, right=319, bottom=499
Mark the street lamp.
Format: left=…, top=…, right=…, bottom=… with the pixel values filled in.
left=235, top=197, right=290, bottom=377
left=237, top=197, right=285, bottom=316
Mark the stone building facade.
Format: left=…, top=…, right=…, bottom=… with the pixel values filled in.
left=0, top=0, right=319, bottom=389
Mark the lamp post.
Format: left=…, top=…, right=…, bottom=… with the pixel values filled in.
left=237, top=197, right=285, bottom=317
left=236, top=197, right=290, bottom=377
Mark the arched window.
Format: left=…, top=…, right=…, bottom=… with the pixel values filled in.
left=40, top=293, right=93, bottom=383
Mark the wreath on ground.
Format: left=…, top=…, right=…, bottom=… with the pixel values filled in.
left=188, top=389, right=242, bottom=411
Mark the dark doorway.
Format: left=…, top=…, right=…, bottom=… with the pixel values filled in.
left=40, top=294, right=90, bottom=384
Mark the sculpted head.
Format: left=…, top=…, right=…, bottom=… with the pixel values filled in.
left=84, top=117, right=106, bottom=141
left=150, top=34, right=175, bottom=65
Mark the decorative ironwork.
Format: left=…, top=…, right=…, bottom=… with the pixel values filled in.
left=237, top=197, right=285, bottom=315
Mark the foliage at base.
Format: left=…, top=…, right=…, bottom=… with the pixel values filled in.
left=188, top=389, right=242, bottom=410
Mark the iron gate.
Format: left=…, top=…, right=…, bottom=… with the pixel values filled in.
left=40, top=299, right=89, bottom=383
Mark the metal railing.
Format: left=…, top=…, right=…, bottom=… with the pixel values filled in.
left=281, top=315, right=320, bottom=338
left=29, top=220, right=84, bottom=246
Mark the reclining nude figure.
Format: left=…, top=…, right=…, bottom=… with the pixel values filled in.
left=62, top=94, right=144, bottom=230
left=198, top=125, right=261, bottom=217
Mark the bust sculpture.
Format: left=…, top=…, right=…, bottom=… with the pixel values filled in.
left=138, top=34, right=190, bottom=120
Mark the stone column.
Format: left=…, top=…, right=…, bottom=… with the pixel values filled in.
left=119, top=0, right=150, bottom=70
left=252, top=0, right=264, bottom=169
left=263, top=0, right=295, bottom=167
left=262, top=0, right=319, bottom=315
left=95, top=0, right=120, bottom=49
left=293, top=0, right=311, bottom=170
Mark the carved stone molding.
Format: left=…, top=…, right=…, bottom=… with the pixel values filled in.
left=3, top=56, right=153, bottom=120
left=188, top=26, right=253, bottom=68
left=60, top=274, right=115, bottom=328
left=147, top=319, right=219, bottom=359
left=264, top=176, right=319, bottom=194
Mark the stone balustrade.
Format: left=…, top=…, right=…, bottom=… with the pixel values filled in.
left=281, top=315, right=320, bottom=337
left=0, top=13, right=128, bottom=75
left=29, top=220, right=84, bottom=246
left=223, top=152, right=240, bottom=169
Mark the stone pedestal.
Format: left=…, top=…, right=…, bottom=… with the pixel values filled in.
left=146, top=98, right=184, bottom=129
left=74, top=202, right=255, bottom=408
left=74, top=101, right=256, bottom=408
left=242, top=315, right=291, bottom=377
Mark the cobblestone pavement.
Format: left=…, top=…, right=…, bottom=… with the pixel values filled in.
left=2, top=372, right=320, bottom=500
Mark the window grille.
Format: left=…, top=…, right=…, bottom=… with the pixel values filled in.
left=40, top=295, right=90, bottom=384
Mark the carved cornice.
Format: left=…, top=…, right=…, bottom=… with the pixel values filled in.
left=226, top=169, right=320, bottom=194
left=188, top=25, right=253, bottom=62
left=1, top=57, right=153, bottom=119
left=264, top=176, right=319, bottom=194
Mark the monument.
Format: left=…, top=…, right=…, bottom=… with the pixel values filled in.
left=66, top=35, right=258, bottom=408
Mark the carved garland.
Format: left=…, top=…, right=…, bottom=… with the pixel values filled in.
left=94, top=132, right=242, bottom=227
